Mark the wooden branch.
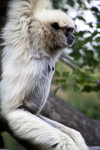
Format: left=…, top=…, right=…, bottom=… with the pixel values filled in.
left=60, top=53, right=80, bottom=69
left=41, top=93, right=100, bottom=146
left=60, top=57, right=77, bottom=69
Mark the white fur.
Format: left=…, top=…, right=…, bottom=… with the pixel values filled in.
left=0, top=0, right=88, bottom=149
left=7, top=110, right=81, bottom=150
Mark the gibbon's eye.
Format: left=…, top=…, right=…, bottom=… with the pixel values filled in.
left=51, top=22, right=60, bottom=30
left=66, top=27, right=73, bottom=32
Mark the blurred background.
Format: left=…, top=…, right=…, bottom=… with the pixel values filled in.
left=52, top=0, right=100, bottom=120
left=1, top=0, right=100, bottom=149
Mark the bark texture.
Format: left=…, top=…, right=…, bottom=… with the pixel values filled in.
left=42, top=94, right=100, bottom=146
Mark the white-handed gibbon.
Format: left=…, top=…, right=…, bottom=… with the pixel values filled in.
left=0, top=0, right=88, bottom=149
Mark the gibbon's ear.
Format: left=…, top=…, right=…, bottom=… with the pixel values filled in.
left=33, top=0, right=52, bottom=14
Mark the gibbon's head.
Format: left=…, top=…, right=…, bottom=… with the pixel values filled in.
left=29, top=0, right=75, bottom=56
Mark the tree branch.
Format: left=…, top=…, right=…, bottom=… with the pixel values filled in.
left=41, top=93, right=100, bottom=146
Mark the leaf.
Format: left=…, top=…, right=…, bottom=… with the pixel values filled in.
left=77, top=16, right=86, bottom=22
left=67, top=0, right=74, bottom=7
left=85, top=69, right=93, bottom=75
left=83, top=85, right=100, bottom=92
left=95, top=37, right=100, bottom=43
left=79, top=31, right=85, bottom=36
left=73, top=84, right=80, bottom=92
left=88, top=23, right=93, bottom=28
left=61, top=84, right=67, bottom=91
left=53, top=87, right=59, bottom=94
left=73, top=69, right=81, bottom=75
left=62, top=72, right=69, bottom=78
left=91, top=7, right=99, bottom=13
left=82, top=85, right=92, bottom=92
left=89, top=76, right=97, bottom=83
left=84, top=36, right=92, bottom=43
left=54, top=71, right=60, bottom=77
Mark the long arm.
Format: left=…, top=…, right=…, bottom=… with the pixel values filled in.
left=38, top=115, right=88, bottom=150
left=6, top=109, right=81, bottom=150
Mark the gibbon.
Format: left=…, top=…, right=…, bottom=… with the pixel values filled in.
left=0, top=0, right=88, bottom=149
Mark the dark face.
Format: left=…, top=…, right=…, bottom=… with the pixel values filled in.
left=51, top=22, right=74, bottom=47
left=65, top=27, right=74, bottom=46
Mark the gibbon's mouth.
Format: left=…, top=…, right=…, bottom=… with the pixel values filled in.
left=67, top=36, right=75, bottom=47
left=67, top=36, right=74, bottom=44
left=67, top=40, right=75, bottom=47
left=64, top=40, right=74, bottom=48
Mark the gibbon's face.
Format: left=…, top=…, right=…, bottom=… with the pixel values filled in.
left=35, top=9, right=75, bottom=53
left=51, top=22, right=74, bottom=46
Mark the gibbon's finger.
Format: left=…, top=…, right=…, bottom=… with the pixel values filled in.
left=38, top=115, right=88, bottom=150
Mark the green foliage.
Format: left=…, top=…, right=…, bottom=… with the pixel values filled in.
left=2, top=132, right=22, bottom=150
left=67, top=91, right=100, bottom=119
left=52, top=0, right=100, bottom=93
left=52, top=0, right=100, bottom=120
left=53, top=70, right=69, bottom=94
left=52, top=60, right=100, bottom=120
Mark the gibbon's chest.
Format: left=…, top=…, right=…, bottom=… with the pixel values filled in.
left=28, top=57, right=55, bottom=89
left=26, top=57, right=55, bottom=113
left=38, top=57, right=55, bottom=82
